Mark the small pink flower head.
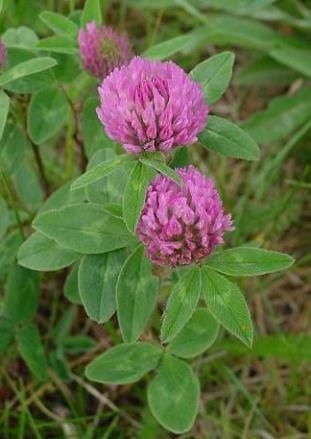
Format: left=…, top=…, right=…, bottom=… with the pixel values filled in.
left=137, top=166, right=233, bottom=267
left=0, top=39, right=6, bottom=70
left=97, top=56, right=208, bottom=154
left=78, top=22, right=132, bottom=79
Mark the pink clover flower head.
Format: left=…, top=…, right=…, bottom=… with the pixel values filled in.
left=97, top=56, right=208, bottom=154
left=0, top=39, right=6, bottom=70
left=137, top=165, right=233, bottom=267
left=78, top=22, right=132, bottom=79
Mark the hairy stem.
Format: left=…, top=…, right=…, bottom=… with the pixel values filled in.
left=0, top=165, right=25, bottom=240
left=30, top=140, right=50, bottom=197
left=62, top=87, right=87, bottom=172
left=64, top=110, right=74, bottom=180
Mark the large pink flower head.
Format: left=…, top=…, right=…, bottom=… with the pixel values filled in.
left=97, top=57, right=208, bottom=154
left=0, top=39, right=6, bottom=70
left=78, top=22, right=132, bottom=79
left=137, top=166, right=233, bottom=267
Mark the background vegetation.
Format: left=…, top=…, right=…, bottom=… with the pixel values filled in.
left=0, top=0, right=310, bottom=437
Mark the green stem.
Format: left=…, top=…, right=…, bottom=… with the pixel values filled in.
left=64, top=110, right=74, bottom=180
left=30, top=141, right=50, bottom=196
left=231, top=161, right=257, bottom=246
left=13, top=94, right=50, bottom=197
left=0, top=165, right=25, bottom=240
left=62, top=87, right=87, bottom=172
left=118, top=0, right=128, bottom=28
left=147, top=5, right=164, bottom=48
left=69, top=0, right=75, bottom=14
left=48, top=0, right=55, bottom=11
left=255, top=119, right=311, bottom=200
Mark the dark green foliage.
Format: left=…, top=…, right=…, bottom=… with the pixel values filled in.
left=0, top=0, right=308, bottom=436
